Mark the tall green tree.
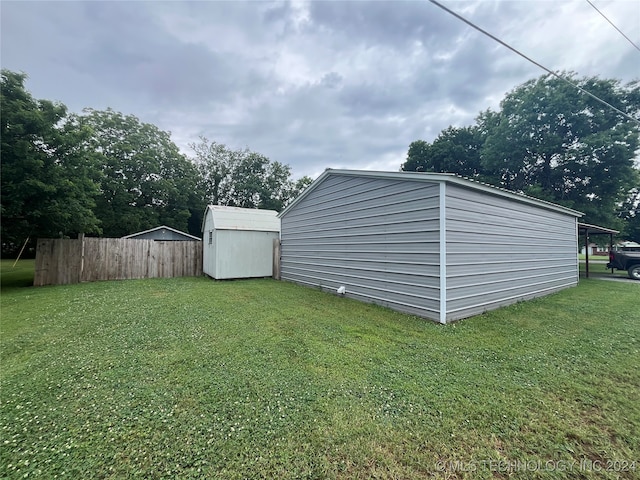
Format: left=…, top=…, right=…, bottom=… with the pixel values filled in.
left=1, top=70, right=100, bottom=255
left=481, top=74, right=639, bottom=227
left=190, top=137, right=311, bottom=212
left=403, top=73, right=640, bottom=230
left=73, top=109, right=203, bottom=237
left=190, top=138, right=236, bottom=208
left=402, top=126, right=485, bottom=178
left=618, top=170, right=640, bottom=242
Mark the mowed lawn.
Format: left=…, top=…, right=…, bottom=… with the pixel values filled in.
left=1, top=261, right=639, bottom=479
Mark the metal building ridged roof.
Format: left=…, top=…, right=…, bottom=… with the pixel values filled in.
left=279, top=169, right=584, bottom=218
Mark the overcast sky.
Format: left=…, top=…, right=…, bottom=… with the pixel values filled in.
left=2, top=1, right=639, bottom=179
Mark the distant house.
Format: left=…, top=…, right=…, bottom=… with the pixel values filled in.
left=617, top=241, right=640, bottom=249
left=122, top=225, right=201, bottom=241
left=581, top=243, right=608, bottom=256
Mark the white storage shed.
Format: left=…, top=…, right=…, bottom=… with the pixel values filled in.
left=202, top=206, right=280, bottom=279
left=278, top=169, right=583, bottom=323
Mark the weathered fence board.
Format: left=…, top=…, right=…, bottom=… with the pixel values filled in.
left=272, top=238, right=281, bottom=280
left=34, top=239, right=82, bottom=286
left=34, top=237, right=202, bottom=286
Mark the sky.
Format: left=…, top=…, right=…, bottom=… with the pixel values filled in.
left=2, top=0, right=639, bottom=180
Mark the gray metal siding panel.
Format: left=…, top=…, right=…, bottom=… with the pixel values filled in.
left=281, top=176, right=441, bottom=321
left=445, top=184, right=578, bottom=321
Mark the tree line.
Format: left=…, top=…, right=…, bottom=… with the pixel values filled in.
left=1, top=70, right=312, bottom=256
left=402, top=73, right=640, bottom=242
left=3, top=69, right=639, bottom=257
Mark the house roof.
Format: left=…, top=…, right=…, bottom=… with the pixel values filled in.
left=619, top=241, right=640, bottom=247
left=279, top=169, right=584, bottom=218
left=202, top=205, right=280, bottom=232
left=122, top=225, right=201, bottom=240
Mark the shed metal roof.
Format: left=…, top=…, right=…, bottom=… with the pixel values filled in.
left=279, top=169, right=584, bottom=218
left=203, top=205, right=280, bottom=232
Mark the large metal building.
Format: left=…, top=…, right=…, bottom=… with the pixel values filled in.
left=202, top=206, right=280, bottom=280
left=278, top=169, right=582, bottom=323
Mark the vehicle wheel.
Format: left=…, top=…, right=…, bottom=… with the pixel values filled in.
left=628, top=265, right=640, bottom=280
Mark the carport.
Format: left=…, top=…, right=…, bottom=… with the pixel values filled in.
left=578, top=222, right=619, bottom=278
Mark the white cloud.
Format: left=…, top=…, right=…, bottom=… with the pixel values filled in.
left=2, top=0, right=638, bottom=180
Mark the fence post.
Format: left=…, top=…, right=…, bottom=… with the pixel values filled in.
left=272, top=238, right=281, bottom=280
left=78, top=233, right=85, bottom=283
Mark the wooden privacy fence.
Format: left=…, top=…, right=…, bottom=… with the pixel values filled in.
left=34, top=236, right=202, bottom=286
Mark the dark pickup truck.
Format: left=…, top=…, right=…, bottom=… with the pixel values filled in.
left=607, top=246, right=640, bottom=280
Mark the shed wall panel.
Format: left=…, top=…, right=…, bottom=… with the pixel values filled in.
left=281, top=176, right=442, bottom=321
left=215, top=230, right=279, bottom=279
left=202, top=214, right=217, bottom=278
left=444, top=184, right=578, bottom=321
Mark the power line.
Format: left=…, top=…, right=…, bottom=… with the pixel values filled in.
left=428, top=0, right=640, bottom=125
left=586, top=0, right=640, bottom=53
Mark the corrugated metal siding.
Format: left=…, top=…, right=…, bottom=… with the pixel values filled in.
left=281, top=175, right=442, bottom=320
left=445, top=184, right=578, bottom=321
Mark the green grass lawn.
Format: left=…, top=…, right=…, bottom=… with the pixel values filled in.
left=578, top=254, right=610, bottom=260
left=1, top=262, right=639, bottom=479
left=0, top=259, right=35, bottom=290
left=578, top=261, right=631, bottom=279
